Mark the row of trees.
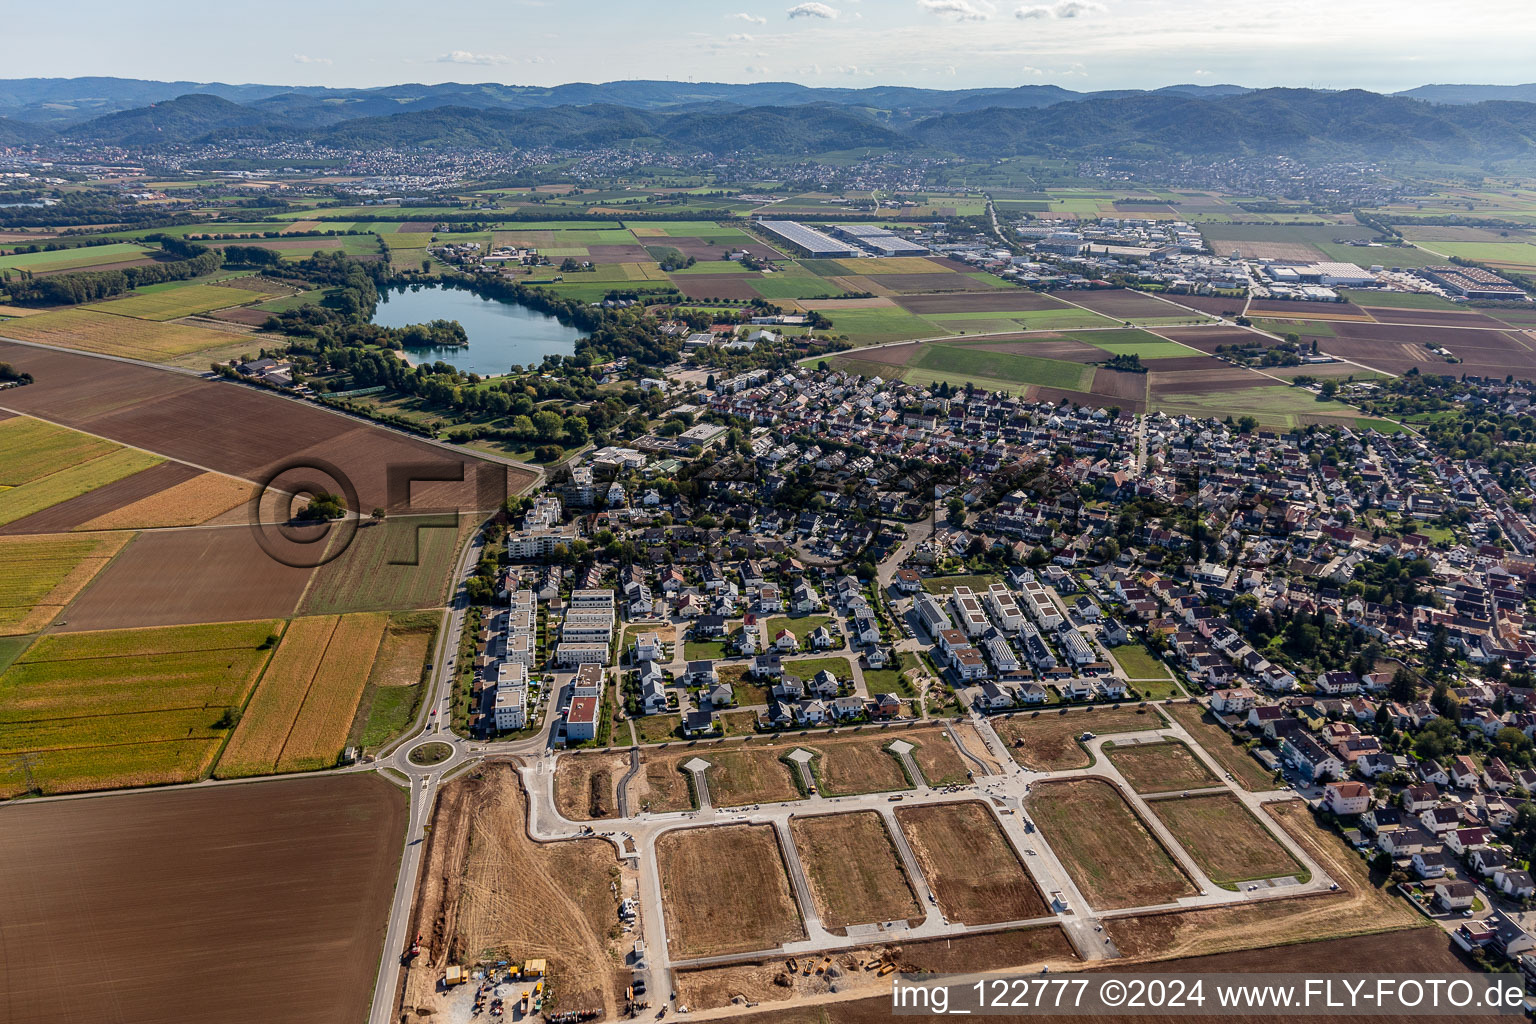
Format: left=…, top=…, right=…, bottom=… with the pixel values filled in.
left=4, top=236, right=222, bottom=305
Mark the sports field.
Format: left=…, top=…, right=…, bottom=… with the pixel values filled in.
left=0, top=619, right=280, bottom=796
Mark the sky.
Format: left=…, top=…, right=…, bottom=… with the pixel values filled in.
left=10, top=0, right=1536, bottom=94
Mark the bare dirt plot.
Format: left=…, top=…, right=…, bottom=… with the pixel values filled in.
left=657, top=824, right=807, bottom=958
left=1203, top=238, right=1324, bottom=260
left=57, top=525, right=313, bottom=630
left=1152, top=794, right=1303, bottom=886
left=672, top=274, right=765, bottom=301
left=1153, top=325, right=1257, bottom=352
left=0, top=460, right=198, bottom=536
left=736, top=929, right=1464, bottom=1024
left=1106, top=800, right=1427, bottom=964
left=962, top=336, right=1106, bottom=362
left=807, top=732, right=911, bottom=795
left=1356, top=306, right=1510, bottom=328
left=991, top=705, right=1165, bottom=770
left=0, top=773, right=405, bottom=1024
left=73, top=470, right=251, bottom=530
left=907, top=725, right=974, bottom=785
left=204, top=306, right=270, bottom=326
left=948, top=719, right=1002, bottom=774
left=800, top=296, right=898, bottom=311
left=1163, top=293, right=1249, bottom=317
left=1029, top=778, right=1195, bottom=910
left=0, top=341, right=532, bottom=512
left=864, top=273, right=997, bottom=293
left=555, top=750, right=630, bottom=820
left=1090, top=368, right=1149, bottom=402
left=1246, top=298, right=1374, bottom=320
left=1321, top=321, right=1536, bottom=377
left=1137, top=354, right=1229, bottom=372
left=1106, top=741, right=1217, bottom=793
left=1058, top=289, right=1189, bottom=319
left=791, top=811, right=921, bottom=929
left=1148, top=366, right=1277, bottom=398
left=705, top=745, right=804, bottom=806
left=404, top=763, right=626, bottom=1019
left=586, top=243, right=654, bottom=261
left=897, top=801, right=1047, bottom=924
left=896, top=291, right=1071, bottom=314
left=636, top=751, right=695, bottom=812
left=1164, top=703, right=1278, bottom=791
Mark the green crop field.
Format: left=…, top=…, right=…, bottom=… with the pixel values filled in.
left=0, top=533, right=129, bottom=635
left=0, top=416, right=122, bottom=487
left=926, top=308, right=1116, bottom=330
left=1415, top=241, right=1536, bottom=270
left=821, top=306, right=937, bottom=344
left=909, top=342, right=1094, bottom=391
left=749, top=273, right=850, bottom=300
left=1339, top=290, right=1459, bottom=310
left=88, top=282, right=271, bottom=321
left=0, top=242, right=152, bottom=272
left=1154, top=384, right=1365, bottom=428
left=299, top=515, right=468, bottom=615
left=0, top=619, right=279, bottom=797
left=0, top=449, right=163, bottom=527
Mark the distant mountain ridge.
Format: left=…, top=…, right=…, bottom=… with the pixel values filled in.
left=4, top=79, right=1536, bottom=166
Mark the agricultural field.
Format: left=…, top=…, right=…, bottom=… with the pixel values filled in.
left=1029, top=779, right=1195, bottom=910
left=656, top=824, right=807, bottom=957
left=0, top=773, right=406, bottom=1024
left=1152, top=794, right=1304, bottom=887
left=991, top=706, right=1165, bottom=771
left=217, top=612, right=388, bottom=777
left=790, top=811, right=921, bottom=929
left=300, top=514, right=473, bottom=615
left=73, top=470, right=251, bottom=530
left=0, top=307, right=235, bottom=360
left=0, top=414, right=122, bottom=486
left=806, top=732, right=912, bottom=796
left=351, top=611, right=437, bottom=750
left=0, top=241, right=154, bottom=273
left=1195, top=223, right=1377, bottom=261
left=86, top=280, right=275, bottom=321
left=1106, top=741, right=1218, bottom=794
left=554, top=750, right=630, bottom=820
left=1163, top=702, right=1280, bottom=791
left=0, top=531, right=131, bottom=634
left=896, top=801, right=1047, bottom=924
left=0, top=446, right=163, bottom=528
left=703, top=744, right=803, bottom=806
left=0, top=619, right=279, bottom=797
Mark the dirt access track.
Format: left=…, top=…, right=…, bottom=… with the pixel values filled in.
left=0, top=339, right=537, bottom=510
left=0, top=773, right=405, bottom=1024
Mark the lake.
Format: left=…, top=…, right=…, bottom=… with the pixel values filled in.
left=369, top=283, right=581, bottom=376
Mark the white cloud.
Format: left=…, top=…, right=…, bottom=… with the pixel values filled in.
left=787, top=2, right=839, bottom=19
left=434, top=50, right=509, bottom=65
left=745, top=64, right=771, bottom=75
left=1017, top=0, right=1103, bottom=16
left=833, top=64, right=875, bottom=75
left=734, top=11, right=767, bottom=23
left=292, top=54, right=332, bottom=65
left=728, top=32, right=755, bottom=42
left=918, top=0, right=992, bottom=20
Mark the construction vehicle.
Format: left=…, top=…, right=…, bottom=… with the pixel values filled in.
left=522, top=989, right=532, bottom=1015
left=863, top=959, right=881, bottom=971
left=444, top=965, right=468, bottom=987
left=400, top=932, right=422, bottom=965
left=877, top=963, right=897, bottom=977
left=786, top=957, right=799, bottom=972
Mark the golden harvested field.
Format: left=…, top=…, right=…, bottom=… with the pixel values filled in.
left=992, top=706, right=1165, bottom=770
left=897, top=801, right=1048, bottom=924
left=275, top=612, right=387, bottom=772
left=807, top=732, right=911, bottom=796
left=703, top=744, right=803, bottom=806
left=0, top=619, right=279, bottom=797
left=75, top=471, right=250, bottom=530
left=216, top=616, right=334, bottom=777
left=0, top=415, right=121, bottom=486
left=1107, top=741, right=1217, bottom=794
left=87, top=282, right=272, bottom=321
left=217, top=613, right=387, bottom=777
left=657, top=824, right=806, bottom=958
left=1029, top=779, right=1195, bottom=910
left=1152, top=794, right=1303, bottom=885
left=0, top=531, right=130, bottom=635
left=0, top=308, right=234, bottom=360
left=1164, top=702, right=1279, bottom=791
left=836, top=257, right=947, bottom=275
left=791, top=811, right=920, bottom=929
left=554, top=750, right=630, bottom=820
